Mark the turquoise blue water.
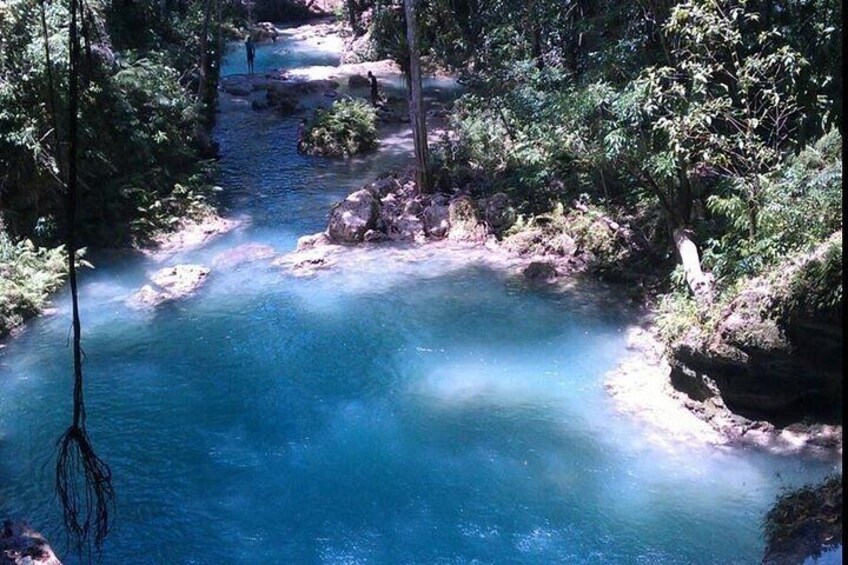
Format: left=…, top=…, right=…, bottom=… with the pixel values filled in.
left=0, top=26, right=839, bottom=564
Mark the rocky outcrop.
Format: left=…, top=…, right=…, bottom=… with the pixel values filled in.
left=140, top=212, right=238, bottom=261
left=763, top=475, right=842, bottom=565
left=127, top=264, right=210, bottom=309
left=348, top=74, right=370, bottom=88
left=322, top=170, right=521, bottom=246
left=220, top=73, right=341, bottom=114
left=1, top=521, right=61, bottom=564
left=327, top=189, right=380, bottom=242
left=251, top=22, right=279, bottom=43
left=447, top=195, right=488, bottom=242
left=668, top=235, right=843, bottom=426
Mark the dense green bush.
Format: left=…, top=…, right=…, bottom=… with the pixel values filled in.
left=301, top=98, right=378, bottom=157
left=0, top=0, right=224, bottom=247
left=704, top=130, right=843, bottom=284
left=0, top=230, right=66, bottom=336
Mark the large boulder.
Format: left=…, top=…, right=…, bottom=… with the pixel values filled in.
left=251, top=22, right=279, bottom=42
left=327, top=189, right=380, bottom=242
left=348, top=74, right=371, bottom=88
left=423, top=204, right=450, bottom=239
left=482, top=192, right=516, bottom=234
left=447, top=195, right=487, bottom=242
left=127, top=264, right=210, bottom=309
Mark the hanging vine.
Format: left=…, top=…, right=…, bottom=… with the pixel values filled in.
left=46, top=0, right=116, bottom=558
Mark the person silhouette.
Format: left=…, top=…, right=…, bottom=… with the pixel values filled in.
left=367, top=71, right=381, bottom=106
left=245, top=36, right=256, bottom=74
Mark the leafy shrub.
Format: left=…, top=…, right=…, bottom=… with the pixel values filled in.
left=654, top=289, right=702, bottom=346
left=0, top=230, right=67, bottom=336
left=301, top=98, right=378, bottom=157
left=704, top=130, right=843, bottom=284
left=781, top=234, right=842, bottom=318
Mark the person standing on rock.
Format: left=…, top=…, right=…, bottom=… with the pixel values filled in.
left=367, top=71, right=381, bottom=106
left=245, top=36, right=256, bottom=75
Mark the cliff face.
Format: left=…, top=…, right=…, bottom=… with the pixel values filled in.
left=669, top=232, right=843, bottom=426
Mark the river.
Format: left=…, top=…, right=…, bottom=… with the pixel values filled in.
left=0, top=21, right=839, bottom=564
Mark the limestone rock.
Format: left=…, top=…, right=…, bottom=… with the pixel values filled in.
left=668, top=237, right=843, bottom=422
left=127, top=264, right=210, bottom=309
left=348, top=74, right=370, bottom=88
left=422, top=204, right=449, bottom=239
left=327, top=189, right=379, bottom=242
left=296, top=232, right=331, bottom=251
left=251, top=22, right=279, bottom=42
left=447, top=196, right=487, bottom=242
left=482, top=192, right=516, bottom=233
left=365, top=176, right=400, bottom=198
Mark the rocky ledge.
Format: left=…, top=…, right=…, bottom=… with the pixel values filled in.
left=282, top=168, right=842, bottom=460
left=667, top=232, right=842, bottom=455
left=605, top=325, right=842, bottom=458
left=1, top=521, right=61, bottom=565
left=140, top=211, right=240, bottom=262
left=281, top=168, right=650, bottom=286
left=127, top=264, right=210, bottom=309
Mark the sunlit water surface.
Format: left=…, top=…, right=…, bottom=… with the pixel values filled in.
left=0, top=25, right=839, bottom=564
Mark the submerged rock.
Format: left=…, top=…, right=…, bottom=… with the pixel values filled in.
left=522, top=261, right=557, bottom=282
left=0, top=521, right=61, bottom=564
left=327, top=189, right=379, bottom=242
left=127, top=264, right=210, bottom=309
left=211, top=244, right=276, bottom=269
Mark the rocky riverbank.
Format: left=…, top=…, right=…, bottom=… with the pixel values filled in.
left=278, top=166, right=842, bottom=462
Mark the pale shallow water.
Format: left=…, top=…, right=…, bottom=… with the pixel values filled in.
left=0, top=25, right=840, bottom=564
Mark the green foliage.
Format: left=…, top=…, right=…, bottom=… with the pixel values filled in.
left=301, top=98, right=378, bottom=157
left=654, top=289, right=702, bottom=345
left=0, top=230, right=67, bottom=336
left=763, top=474, right=842, bottom=562
left=782, top=236, right=842, bottom=316
left=0, top=0, right=223, bottom=246
left=703, top=130, right=843, bottom=282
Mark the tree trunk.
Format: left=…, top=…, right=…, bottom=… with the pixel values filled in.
left=347, top=0, right=358, bottom=33
left=197, top=0, right=213, bottom=106
left=404, top=0, right=430, bottom=192
left=673, top=227, right=713, bottom=306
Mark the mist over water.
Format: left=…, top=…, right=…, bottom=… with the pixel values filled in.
left=0, top=27, right=838, bottom=564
